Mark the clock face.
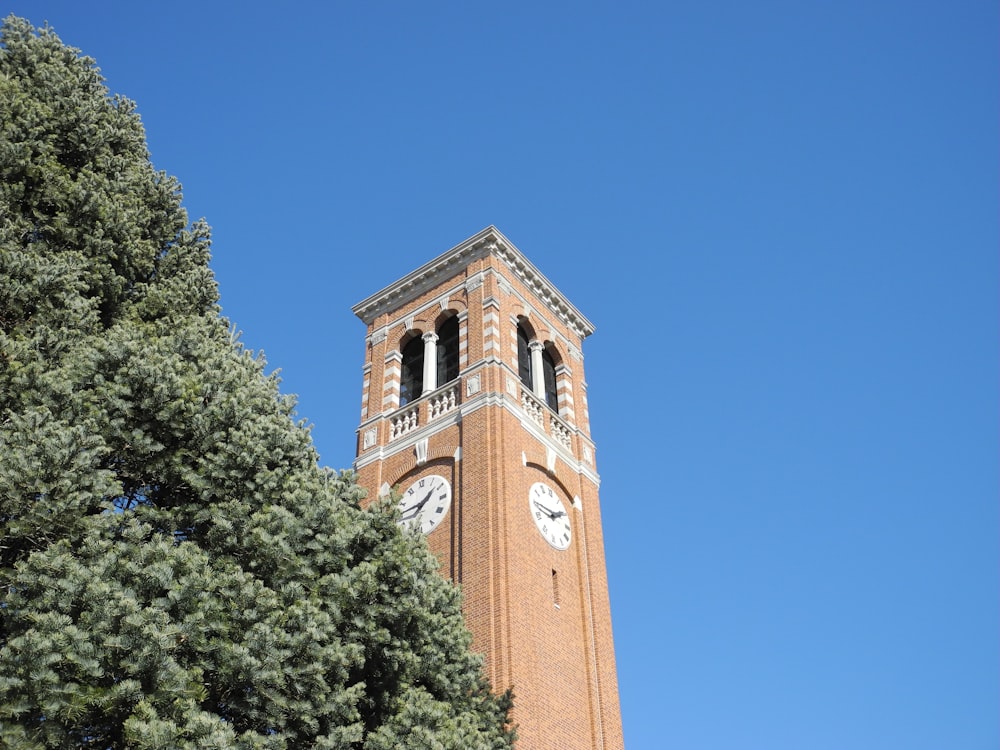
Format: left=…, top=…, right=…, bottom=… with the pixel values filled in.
left=529, top=482, right=571, bottom=550
left=398, top=474, right=452, bottom=535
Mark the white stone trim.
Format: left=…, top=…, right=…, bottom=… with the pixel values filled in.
left=465, top=273, right=484, bottom=292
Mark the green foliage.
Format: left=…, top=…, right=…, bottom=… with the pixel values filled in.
left=0, top=16, right=514, bottom=749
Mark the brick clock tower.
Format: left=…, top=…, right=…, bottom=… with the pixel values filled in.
left=352, top=227, right=623, bottom=749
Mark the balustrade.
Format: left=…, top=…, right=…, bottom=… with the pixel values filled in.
left=521, top=388, right=545, bottom=427
left=389, top=383, right=460, bottom=441
left=428, top=384, right=458, bottom=421
left=389, top=404, right=419, bottom=440
left=389, top=381, right=572, bottom=451
left=521, top=385, right=575, bottom=452
left=550, top=415, right=572, bottom=449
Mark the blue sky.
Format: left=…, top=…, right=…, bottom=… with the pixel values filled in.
left=10, top=2, right=997, bottom=747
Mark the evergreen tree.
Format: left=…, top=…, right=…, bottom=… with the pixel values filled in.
left=0, top=16, right=514, bottom=749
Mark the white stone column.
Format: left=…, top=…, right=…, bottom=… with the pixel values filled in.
left=529, top=340, right=545, bottom=400
left=422, top=331, right=439, bottom=394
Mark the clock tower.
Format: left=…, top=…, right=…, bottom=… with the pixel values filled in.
left=352, top=227, right=623, bottom=749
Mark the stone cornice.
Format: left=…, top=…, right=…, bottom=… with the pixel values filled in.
left=352, top=226, right=596, bottom=339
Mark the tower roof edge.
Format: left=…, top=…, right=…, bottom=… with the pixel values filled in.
left=351, top=226, right=596, bottom=339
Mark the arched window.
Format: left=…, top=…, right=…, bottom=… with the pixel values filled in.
left=516, top=321, right=561, bottom=415
left=436, top=316, right=460, bottom=386
left=399, top=334, right=424, bottom=406
left=517, top=323, right=532, bottom=388
left=542, top=347, right=558, bottom=413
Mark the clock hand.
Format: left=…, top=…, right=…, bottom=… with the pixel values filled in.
left=533, top=500, right=558, bottom=520
left=399, top=505, right=421, bottom=521
left=401, top=486, right=436, bottom=520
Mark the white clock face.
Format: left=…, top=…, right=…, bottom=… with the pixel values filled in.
left=398, top=474, right=452, bottom=535
left=529, top=482, right=571, bottom=550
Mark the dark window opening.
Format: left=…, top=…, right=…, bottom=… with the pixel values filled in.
left=542, top=348, right=558, bottom=413
left=436, top=316, right=460, bottom=386
left=517, top=323, right=531, bottom=388
left=400, top=335, right=424, bottom=406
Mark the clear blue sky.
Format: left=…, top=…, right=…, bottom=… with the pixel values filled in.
left=11, top=2, right=997, bottom=747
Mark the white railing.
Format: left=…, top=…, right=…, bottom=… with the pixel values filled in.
left=550, top=415, right=572, bottom=449
left=521, top=388, right=545, bottom=427
left=428, top=384, right=458, bottom=421
left=521, top=386, right=574, bottom=451
left=389, top=382, right=460, bottom=441
left=389, top=404, right=419, bottom=440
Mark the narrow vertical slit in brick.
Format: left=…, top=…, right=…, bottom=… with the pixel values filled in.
left=552, top=568, right=560, bottom=608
